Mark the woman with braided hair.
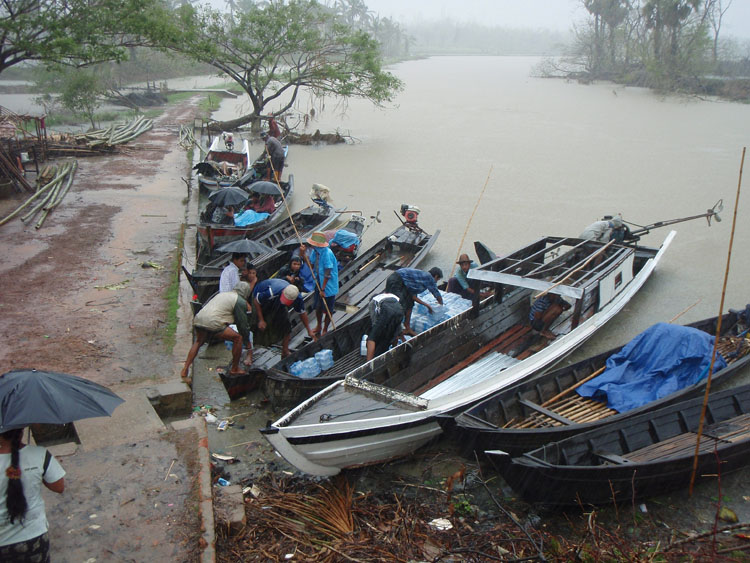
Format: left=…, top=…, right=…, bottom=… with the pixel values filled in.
left=0, top=428, right=65, bottom=562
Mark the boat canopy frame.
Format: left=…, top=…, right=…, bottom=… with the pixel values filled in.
left=468, top=236, right=634, bottom=301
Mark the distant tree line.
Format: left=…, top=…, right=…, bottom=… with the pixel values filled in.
left=546, top=0, right=750, bottom=98
left=404, top=22, right=570, bottom=56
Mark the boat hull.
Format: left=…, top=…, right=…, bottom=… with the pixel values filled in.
left=446, top=311, right=750, bottom=457
left=488, top=384, right=750, bottom=506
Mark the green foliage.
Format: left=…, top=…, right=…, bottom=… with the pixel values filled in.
left=555, top=0, right=733, bottom=96
left=160, top=0, right=402, bottom=125
left=0, top=0, right=167, bottom=76
left=451, top=496, right=474, bottom=517
left=162, top=224, right=185, bottom=354
left=32, top=67, right=107, bottom=128
left=58, top=72, right=107, bottom=129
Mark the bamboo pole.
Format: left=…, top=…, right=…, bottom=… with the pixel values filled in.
left=541, top=366, right=607, bottom=407
left=0, top=167, right=66, bottom=226
left=690, top=147, right=744, bottom=495
left=450, top=166, right=492, bottom=278
left=37, top=160, right=77, bottom=229
left=264, top=141, right=334, bottom=334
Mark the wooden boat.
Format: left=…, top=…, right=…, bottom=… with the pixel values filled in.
left=194, top=133, right=252, bottom=193
left=487, top=383, right=750, bottom=506
left=285, top=211, right=440, bottom=351
left=444, top=308, right=750, bottom=457
left=188, top=200, right=347, bottom=306
left=260, top=232, right=675, bottom=476
left=196, top=174, right=294, bottom=260
left=260, top=290, right=474, bottom=408
left=221, top=211, right=441, bottom=400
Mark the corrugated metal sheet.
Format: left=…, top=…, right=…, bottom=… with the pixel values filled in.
left=420, top=352, right=520, bottom=400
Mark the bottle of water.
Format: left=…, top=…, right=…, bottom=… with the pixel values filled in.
left=315, top=349, right=334, bottom=371
left=361, top=334, right=368, bottom=356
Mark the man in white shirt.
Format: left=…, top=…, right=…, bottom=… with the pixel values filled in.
left=219, top=253, right=246, bottom=293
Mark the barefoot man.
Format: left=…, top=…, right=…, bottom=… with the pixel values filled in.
left=181, top=281, right=253, bottom=386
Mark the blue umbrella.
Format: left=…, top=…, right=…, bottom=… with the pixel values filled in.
left=0, top=369, right=124, bottom=431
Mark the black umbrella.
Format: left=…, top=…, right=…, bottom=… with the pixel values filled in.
left=0, top=369, right=124, bottom=431
left=248, top=181, right=282, bottom=196
left=216, top=239, right=275, bottom=255
left=208, top=186, right=250, bottom=208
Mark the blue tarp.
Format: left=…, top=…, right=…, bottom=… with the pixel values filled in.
left=330, top=229, right=360, bottom=249
left=234, top=209, right=269, bottom=226
left=577, top=323, right=727, bottom=413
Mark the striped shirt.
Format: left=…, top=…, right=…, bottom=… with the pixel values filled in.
left=396, top=268, right=441, bottom=301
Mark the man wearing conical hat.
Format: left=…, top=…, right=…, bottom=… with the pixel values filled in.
left=301, top=231, right=339, bottom=336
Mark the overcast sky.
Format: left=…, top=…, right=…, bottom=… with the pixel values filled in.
left=363, top=0, right=750, bottom=39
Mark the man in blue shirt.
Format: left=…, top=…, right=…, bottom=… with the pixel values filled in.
left=529, top=292, right=570, bottom=340
left=385, top=266, right=443, bottom=335
left=302, top=232, right=339, bottom=336
left=253, top=279, right=316, bottom=357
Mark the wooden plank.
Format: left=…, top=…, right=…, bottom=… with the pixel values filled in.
left=593, top=451, right=633, bottom=465
left=412, top=325, right=527, bottom=396
left=518, top=399, right=575, bottom=425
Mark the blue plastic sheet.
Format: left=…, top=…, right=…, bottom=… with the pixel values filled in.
left=577, top=323, right=727, bottom=413
left=330, top=229, right=360, bottom=249
left=234, top=209, right=270, bottom=226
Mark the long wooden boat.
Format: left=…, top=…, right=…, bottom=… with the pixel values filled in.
left=285, top=216, right=441, bottom=350
left=487, top=383, right=750, bottom=506
left=444, top=308, right=750, bottom=457
left=260, top=232, right=675, bottom=476
left=195, top=134, right=252, bottom=193
left=221, top=214, right=441, bottom=400
left=189, top=200, right=346, bottom=305
left=196, top=174, right=294, bottom=260
left=260, top=290, right=474, bottom=409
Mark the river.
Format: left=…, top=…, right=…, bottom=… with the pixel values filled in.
left=209, top=55, right=750, bottom=361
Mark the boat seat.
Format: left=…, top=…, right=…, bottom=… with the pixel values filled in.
left=518, top=399, right=575, bottom=426
left=593, top=451, right=632, bottom=465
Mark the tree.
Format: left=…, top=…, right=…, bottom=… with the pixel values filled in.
left=33, top=67, right=107, bottom=129
left=58, top=71, right=107, bottom=129
left=169, top=0, right=402, bottom=129
left=0, top=0, right=163, bottom=76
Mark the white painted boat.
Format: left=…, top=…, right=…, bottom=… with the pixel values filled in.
left=261, top=232, right=676, bottom=476
left=194, top=134, right=252, bottom=193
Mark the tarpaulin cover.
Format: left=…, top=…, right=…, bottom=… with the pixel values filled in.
left=577, top=323, right=727, bottom=413
left=330, top=229, right=360, bottom=249
left=234, top=209, right=269, bottom=226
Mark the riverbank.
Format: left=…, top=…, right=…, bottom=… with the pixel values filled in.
left=3, top=89, right=750, bottom=561
left=0, top=97, right=208, bottom=561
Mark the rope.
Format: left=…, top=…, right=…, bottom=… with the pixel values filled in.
left=450, top=166, right=493, bottom=278
left=689, top=146, right=745, bottom=495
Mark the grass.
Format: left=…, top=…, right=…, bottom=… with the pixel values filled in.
left=163, top=223, right=186, bottom=353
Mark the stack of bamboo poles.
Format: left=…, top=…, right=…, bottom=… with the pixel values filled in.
left=178, top=124, right=206, bottom=157
left=0, top=160, right=77, bottom=230
left=74, top=116, right=153, bottom=148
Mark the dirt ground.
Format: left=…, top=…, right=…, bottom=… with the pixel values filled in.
left=0, top=99, right=203, bottom=561
left=0, top=102, right=194, bottom=385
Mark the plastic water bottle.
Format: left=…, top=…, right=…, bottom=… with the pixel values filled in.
left=360, top=334, right=368, bottom=356
left=300, top=357, right=320, bottom=378
left=315, top=349, right=334, bottom=371
left=290, top=361, right=304, bottom=377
